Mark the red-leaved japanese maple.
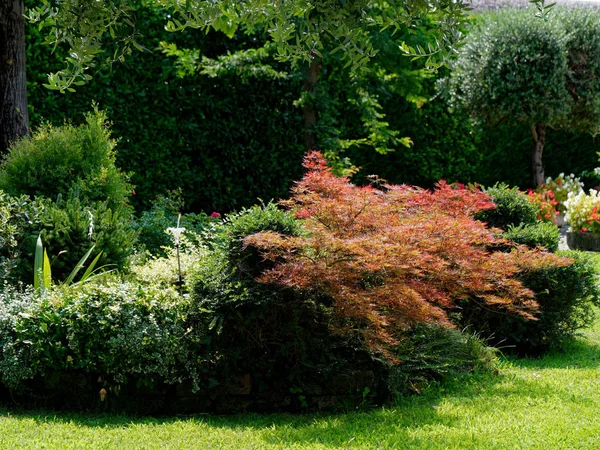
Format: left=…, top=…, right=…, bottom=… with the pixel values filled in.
left=244, top=152, right=571, bottom=358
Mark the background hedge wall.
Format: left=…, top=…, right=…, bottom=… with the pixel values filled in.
left=24, top=2, right=600, bottom=214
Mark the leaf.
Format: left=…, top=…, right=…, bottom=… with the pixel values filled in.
left=34, top=234, right=43, bottom=291
left=64, top=245, right=96, bottom=286
left=43, top=248, right=52, bottom=290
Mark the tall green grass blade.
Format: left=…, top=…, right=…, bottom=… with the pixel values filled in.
left=64, top=245, right=96, bottom=286
left=79, top=251, right=103, bottom=283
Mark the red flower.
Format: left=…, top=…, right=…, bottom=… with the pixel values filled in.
left=211, top=211, right=221, bottom=218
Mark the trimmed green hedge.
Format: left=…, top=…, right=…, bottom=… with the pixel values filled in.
left=25, top=0, right=305, bottom=213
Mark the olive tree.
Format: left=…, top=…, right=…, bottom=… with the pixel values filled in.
left=448, top=8, right=600, bottom=186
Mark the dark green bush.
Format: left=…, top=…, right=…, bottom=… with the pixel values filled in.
left=387, top=324, right=497, bottom=396
left=221, top=202, right=304, bottom=277
left=2, top=193, right=137, bottom=284
left=190, top=204, right=384, bottom=401
left=475, top=184, right=539, bottom=230
left=0, top=192, right=46, bottom=284
left=134, top=191, right=217, bottom=256
left=0, top=109, right=132, bottom=208
left=457, top=250, right=600, bottom=354
left=503, top=222, right=560, bottom=252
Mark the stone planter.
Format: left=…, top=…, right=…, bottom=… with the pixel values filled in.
left=556, top=213, right=565, bottom=228
left=566, top=231, right=600, bottom=251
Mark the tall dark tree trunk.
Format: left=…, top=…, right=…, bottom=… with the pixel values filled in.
left=531, top=123, right=546, bottom=187
left=0, top=0, right=29, bottom=155
left=303, top=57, right=321, bottom=152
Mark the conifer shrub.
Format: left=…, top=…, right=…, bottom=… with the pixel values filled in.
left=0, top=110, right=137, bottom=284
left=457, top=250, right=600, bottom=354
left=503, top=222, right=560, bottom=252
left=0, top=192, right=136, bottom=284
left=475, top=183, right=539, bottom=230
left=0, top=108, right=132, bottom=208
left=38, top=194, right=137, bottom=281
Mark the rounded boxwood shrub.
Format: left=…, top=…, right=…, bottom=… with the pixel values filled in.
left=503, top=222, right=560, bottom=252
left=456, top=250, right=600, bottom=354
left=475, top=183, right=539, bottom=230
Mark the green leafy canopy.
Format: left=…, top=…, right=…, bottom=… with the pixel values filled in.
left=27, top=0, right=474, bottom=92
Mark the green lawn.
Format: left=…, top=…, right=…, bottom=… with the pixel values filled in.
left=2, top=317, right=600, bottom=449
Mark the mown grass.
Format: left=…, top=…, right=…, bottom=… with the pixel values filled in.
left=2, top=320, right=600, bottom=449
left=3, top=255, right=600, bottom=449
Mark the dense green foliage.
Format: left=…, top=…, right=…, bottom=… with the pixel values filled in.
left=449, top=7, right=600, bottom=133
left=26, top=2, right=306, bottom=213
left=0, top=191, right=136, bottom=285
left=23, top=3, right=600, bottom=209
left=449, top=10, right=569, bottom=128
left=26, top=0, right=470, bottom=92
left=475, top=184, right=539, bottom=230
left=0, top=281, right=197, bottom=390
left=38, top=195, right=137, bottom=280
left=133, top=191, right=217, bottom=256
left=458, top=250, right=600, bottom=354
left=0, top=192, right=45, bottom=284
left=503, top=222, right=560, bottom=253
left=0, top=111, right=137, bottom=283
left=448, top=7, right=600, bottom=185
left=0, top=109, right=131, bottom=208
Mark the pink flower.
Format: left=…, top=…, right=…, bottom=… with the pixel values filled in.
left=210, top=212, right=221, bottom=218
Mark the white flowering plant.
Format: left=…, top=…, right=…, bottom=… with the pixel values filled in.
left=542, top=173, right=584, bottom=213
left=564, top=189, right=600, bottom=232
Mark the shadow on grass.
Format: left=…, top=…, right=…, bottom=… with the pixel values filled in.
left=0, top=369, right=571, bottom=448
left=505, top=335, right=600, bottom=370
left=1, top=326, right=599, bottom=447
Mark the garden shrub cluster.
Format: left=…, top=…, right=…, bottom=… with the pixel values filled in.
left=0, top=281, right=202, bottom=390
left=242, top=153, right=572, bottom=358
left=476, top=183, right=560, bottom=252
left=0, top=110, right=136, bottom=284
left=1, top=147, right=599, bottom=411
